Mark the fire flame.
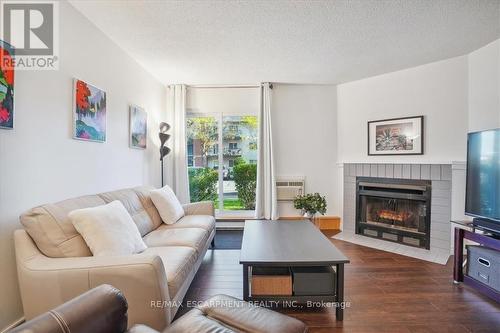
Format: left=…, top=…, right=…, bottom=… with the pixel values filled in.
left=378, top=210, right=411, bottom=222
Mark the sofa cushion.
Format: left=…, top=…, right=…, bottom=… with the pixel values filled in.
left=162, top=215, right=215, bottom=233
left=141, top=247, right=198, bottom=298
left=99, top=186, right=162, bottom=236
left=150, top=186, right=185, bottom=224
left=20, top=195, right=105, bottom=257
left=133, top=186, right=164, bottom=230
left=143, top=226, right=209, bottom=254
left=182, top=201, right=215, bottom=217
left=69, top=201, right=147, bottom=256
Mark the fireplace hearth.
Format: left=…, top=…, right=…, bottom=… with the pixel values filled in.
left=356, top=177, right=432, bottom=249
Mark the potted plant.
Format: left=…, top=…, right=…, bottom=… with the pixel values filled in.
left=293, top=193, right=327, bottom=220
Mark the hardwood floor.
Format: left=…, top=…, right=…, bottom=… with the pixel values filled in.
left=179, top=231, right=500, bottom=332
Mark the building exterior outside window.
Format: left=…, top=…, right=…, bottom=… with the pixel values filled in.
left=187, top=116, right=257, bottom=175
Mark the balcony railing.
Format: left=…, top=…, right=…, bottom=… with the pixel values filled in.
left=206, top=148, right=242, bottom=157
left=223, top=134, right=241, bottom=140
left=224, top=148, right=241, bottom=156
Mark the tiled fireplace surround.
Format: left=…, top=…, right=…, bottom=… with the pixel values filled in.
left=335, top=163, right=453, bottom=264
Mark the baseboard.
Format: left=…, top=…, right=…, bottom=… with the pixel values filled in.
left=216, top=225, right=245, bottom=230
left=1, top=317, right=25, bottom=333
left=216, top=217, right=249, bottom=222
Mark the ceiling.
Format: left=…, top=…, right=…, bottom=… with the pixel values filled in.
left=69, top=0, right=500, bottom=85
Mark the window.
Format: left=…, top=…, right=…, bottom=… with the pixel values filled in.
left=186, top=87, right=259, bottom=216
left=208, top=144, right=218, bottom=155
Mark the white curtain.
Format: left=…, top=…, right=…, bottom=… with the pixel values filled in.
left=169, top=84, right=190, bottom=204
left=255, top=83, right=279, bottom=220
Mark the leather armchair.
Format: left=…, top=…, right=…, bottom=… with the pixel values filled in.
left=10, top=286, right=307, bottom=333
left=11, top=284, right=128, bottom=333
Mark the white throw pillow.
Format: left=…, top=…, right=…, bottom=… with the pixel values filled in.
left=150, top=185, right=185, bottom=224
left=69, top=200, right=147, bottom=256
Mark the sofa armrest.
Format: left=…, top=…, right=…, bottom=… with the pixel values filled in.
left=15, top=230, right=171, bottom=331
left=182, top=201, right=215, bottom=216
left=11, top=284, right=128, bottom=333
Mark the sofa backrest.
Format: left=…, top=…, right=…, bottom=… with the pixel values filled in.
left=98, top=187, right=163, bottom=236
left=20, top=186, right=163, bottom=258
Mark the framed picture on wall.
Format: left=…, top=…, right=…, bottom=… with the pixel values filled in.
left=129, top=105, right=147, bottom=149
left=73, top=78, right=107, bottom=142
left=0, top=41, right=15, bottom=130
left=368, top=116, right=424, bottom=155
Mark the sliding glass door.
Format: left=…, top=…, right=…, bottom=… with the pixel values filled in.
left=187, top=113, right=258, bottom=216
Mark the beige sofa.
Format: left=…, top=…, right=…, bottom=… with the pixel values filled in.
left=14, top=186, right=215, bottom=331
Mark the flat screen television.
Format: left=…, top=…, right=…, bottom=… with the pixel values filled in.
left=465, top=128, right=500, bottom=230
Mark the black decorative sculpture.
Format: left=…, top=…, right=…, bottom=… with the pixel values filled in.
left=159, top=122, right=171, bottom=186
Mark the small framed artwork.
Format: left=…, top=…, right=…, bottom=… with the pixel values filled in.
left=0, top=41, right=15, bottom=130
left=368, top=116, right=424, bottom=155
left=73, top=78, right=106, bottom=142
left=129, top=105, right=147, bottom=149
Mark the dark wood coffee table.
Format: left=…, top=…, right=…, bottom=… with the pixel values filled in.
left=240, top=220, right=350, bottom=320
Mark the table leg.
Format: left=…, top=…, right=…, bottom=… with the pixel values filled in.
left=453, top=228, right=465, bottom=283
left=243, top=264, right=249, bottom=301
left=336, top=263, right=344, bottom=321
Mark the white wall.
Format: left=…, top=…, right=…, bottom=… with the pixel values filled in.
left=272, top=84, right=338, bottom=216
left=335, top=55, right=470, bottom=234
left=335, top=41, right=500, bottom=239
left=468, top=39, right=500, bottom=132
left=337, top=56, right=469, bottom=164
left=449, top=39, right=500, bottom=232
left=187, top=87, right=260, bottom=115
left=0, top=2, right=166, bottom=329
left=448, top=38, right=500, bottom=237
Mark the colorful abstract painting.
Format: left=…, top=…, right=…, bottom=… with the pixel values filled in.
left=73, top=79, right=106, bottom=142
left=0, top=41, right=14, bottom=130
left=129, top=105, right=147, bottom=149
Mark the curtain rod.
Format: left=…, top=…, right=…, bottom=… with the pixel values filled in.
left=187, top=84, right=261, bottom=89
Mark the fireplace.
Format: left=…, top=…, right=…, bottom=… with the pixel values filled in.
left=356, top=177, right=432, bottom=249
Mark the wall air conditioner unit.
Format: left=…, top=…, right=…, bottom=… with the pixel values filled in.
left=276, top=177, right=305, bottom=201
